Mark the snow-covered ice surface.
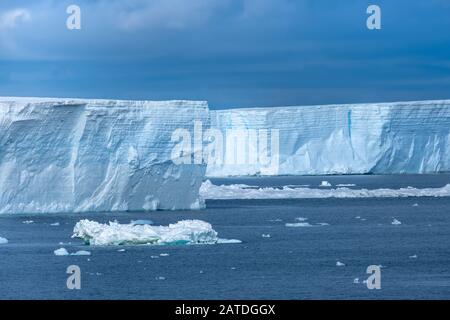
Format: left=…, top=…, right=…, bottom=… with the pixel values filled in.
left=206, top=100, right=450, bottom=176
left=200, top=180, right=450, bottom=200
left=0, top=97, right=209, bottom=214
left=72, top=219, right=240, bottom=246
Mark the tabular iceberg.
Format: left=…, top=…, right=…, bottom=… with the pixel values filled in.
left=0, top=97, right=209, bottom=214
left=206, top=100, right=450, bottom=176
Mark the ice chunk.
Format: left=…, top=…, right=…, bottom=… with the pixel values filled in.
left=336, top=261, right=345, bottom=267
left=201, top=180, right=450, bottom=200
left=54, top=248, right=69, bottom=256
left=286, top=222, right=314, bottom=227
left=261, top=234, right=271, bottom=238
left=72, top=219, right=239, bottom=246
left=22, top=220, right=34, bottom=224
left=0, top=237, right=8, bottom=244
left=71, top=250, right=91, bottom=256
left=409, top=254, right=418, bottom=259
left=206, top=100, right=450, bottom=176
left=320, top=181, right=332, bottom=187
left=0, top=97, right=209, bottom=214
left=216, top=239, right=242, bottom=244
left=50, top=222, right=60, bottom=226
left=392, top=219, right=402, bottom=225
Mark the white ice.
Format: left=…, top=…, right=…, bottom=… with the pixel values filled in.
left=72, top=219, right=240, bottom=246
left=54, top=248, right=69, bottom=256
left=0, top=97, right=209, bottom=214
left=207, top=100, right=450, bottom=176
left=201, top=180, right=450, bottom=200
left=0, top=237, right=8, bottom=244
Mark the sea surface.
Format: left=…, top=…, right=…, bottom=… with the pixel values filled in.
left=1, top=175, right=450, bottom=299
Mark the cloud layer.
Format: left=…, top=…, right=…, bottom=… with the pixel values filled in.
left=0, top=0, right=449, bottom=108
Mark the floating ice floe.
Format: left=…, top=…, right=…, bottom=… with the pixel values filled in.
left=409, top=254, right=418, bottom=259
left=72, top=219, right=241, bottom=246
left=0, top=237, right=8, bottom=244
left=353, top=278, right=360, bottom=284
left=22, top=220, right=34, bottom=224
left=286, top=222, right=314, bottom=227
left=336, top=184, right=356, bottom=187
left=320, top=181, right=332, bottom=187
left=336, top=261, right=345, bottom=267
left=71, top=250, right=91, bottom=256
left=50, top=222, right=60, bottom=226
left=391, top=219, right=402, bottom=225
left=262, top=234, right=271, bottom=238
left=54, top=248, right=69, bottom=256
left=286, top=217, right=329, bottom=228
left=200, top=180, right=450, bottom=200
left=160, top=253, right=170, bottom=257
left=412, top=203, right=419, bottom=207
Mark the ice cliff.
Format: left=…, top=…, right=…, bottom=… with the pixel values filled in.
left=206, top=100, right=450, bottom=176
left=0, top=97, right=209, bottom=214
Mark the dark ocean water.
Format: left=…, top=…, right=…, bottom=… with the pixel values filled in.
left=1, top=175, right=450, bottom=300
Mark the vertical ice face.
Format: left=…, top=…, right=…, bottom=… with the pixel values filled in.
left=0, top=97, right=209, bottom=214
left=206, top=100, right=450, bottom=176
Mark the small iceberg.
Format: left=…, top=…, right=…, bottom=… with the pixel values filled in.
left=262, top=234, right=271, bottom=238
left=286, top=218, right=329, bottom=228
left=50, top=222, right=60, bottom=226
left=392, top=218, right=402, bottom=225
left=320, top=181, right=332, bottom=187
left=409, top=254, right=418, bottom=259
left=336, top=261, right=345, bottom=267
left=71, top=250, right=91, bottom=256
left=72, top=219, right=240, bottom=246
left=54, top=248, right=69, bottom=256
left=0, top=237, right=8, bottom=244
left=286, top=222, right=314, bottom=227
left=22, top=220, right=34, bottom=224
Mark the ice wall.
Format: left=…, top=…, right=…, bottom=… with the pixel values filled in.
left=206, top=100, right=450, bottom=176
left=0, top=97, right=209, bottom=214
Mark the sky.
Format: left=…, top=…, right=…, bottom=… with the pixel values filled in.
left=0, top=0, right=449, bottom=109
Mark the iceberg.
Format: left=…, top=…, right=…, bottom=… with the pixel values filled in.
left=54, top=248, right=69, bottom=256
left=72, top=219, right=239, bottom=246
left=200, top=180, right=450, bottom=199
left=0, top=236, right=8, bottom=244
left=206, top=100, right=450, bottom=176
left=0, top=97, right=209, bottom=214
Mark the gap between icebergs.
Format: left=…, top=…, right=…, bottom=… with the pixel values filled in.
left=200, top=180, right=450, bottom=200
left=72, top=219, right=241, bottom=246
